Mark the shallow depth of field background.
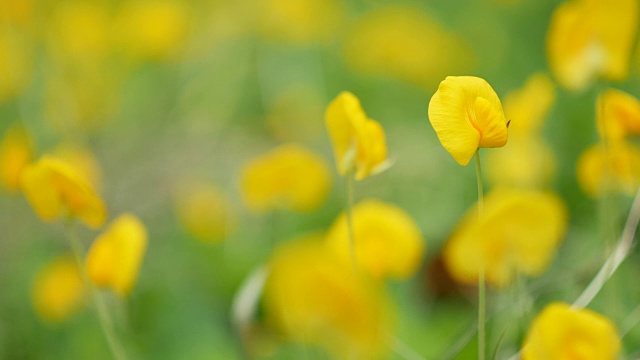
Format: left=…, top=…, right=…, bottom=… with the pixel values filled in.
left=1, top=0, right=640, bottom=359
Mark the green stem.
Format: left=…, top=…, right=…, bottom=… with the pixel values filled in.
left=65, top=221, right=128, bottom=360
left=345, top=174, right=357, bottom=272
left=475, top=150, right=485, bottom=360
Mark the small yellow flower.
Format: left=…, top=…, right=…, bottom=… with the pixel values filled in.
left=522, top=302, right=620, bottom=360
left=428, top=76, right=508, bottom=166
left=547, top=0, right=638, bottom=90
left=240, top=143, right=331, bottom=213
left=443, top=188, right=567, bottom=287
left=343, top=6, right=474, bottom=88
left=0, top=124, right=34, bottom=193
left=325, top=91, right=389, bottom=180
left=20, top=155, right=107, bottom=229
left=86, top=214, right=148, bottom=297
left=325, top=199, right=425, bottom=280
left=597, top=88, right=640, bottom=142
left=53, top=143, right=103, bottom=191
left=174, top=180, right=236, bottom=243
left=263, top=237, right=393, bottom=359
left=114, top=0, right=190, bottom=61
left=32, top=256, right=86, bottom=323
left=577, top=141, right=640, bottom=197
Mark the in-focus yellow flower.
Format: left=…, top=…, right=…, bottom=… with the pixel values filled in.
left=257, top=0, right=343, bottom=44
left=597, top=88, right=640, bottom=141
left=547, top=0, right=638, bottom=90
left=577, top=141, right=640, bottom=197
left=86, top=214, right=148, bottom=297
left=240, top=144, right=331, bottom=213
left=20, top=155, right=107, bottom=229
left=501, top=73, right=556, bottom=137
left=428, top=76, right=508, bottom=166
left=174, top=180, right=236, bottom=243
left=114, top=0, right=190, bottom=61
left=263, top=237, right=393, bottom=359
left=0, top=124, right=34, bottom=193
left=344, top=6, right=474, bottom=88
left=325, top=91, right=389, bottom=180
left=53, top=143, right=103, bottom=191
left=0, top=30, right=32, bottom=103
left=522, top=302, right=620, bottom=360
left=325, top=199, right=425, bottom=280
left=32, top=255, right=86, bottom=323
left=443, top=188, right=567, bottom=287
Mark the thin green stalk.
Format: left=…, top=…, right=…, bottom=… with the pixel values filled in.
left=475, top=150, right=486, bottom=360
left=65, top=221, right=128, bottom=360
left=345, top=174, right=357, bottom=272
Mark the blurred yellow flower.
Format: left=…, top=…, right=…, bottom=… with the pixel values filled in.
left=240, top=144, right=331, bottom=213
left=522, top=302, right=620, bottom=360
left=86, top=213, right=148, bottom=297
left=443, top=188, right=567, bottom=287
left=344, top=6, right=474, bottom=88
left=257, top=0, right=343, bottom=44
left=0, top=30, right=32, bottom=103
left=597, top=88, right=640, bottom=142
left=263, top=237, right=393, bottom=359
left=115, top=0, right=190, bottom=61
left=325, top=199, right=425, bottom=280
left=174, top=180, right=236, bottom=243
left=32, top=256, right=86, bottom=323
left=325, top=91, right=389, bottom=180
left=53, top=143, right=103, bottom=191
left=20, top=155, right=107, bottom=229
left=577, top=141, right=640, bottom=197
left=502, top=73, right=556, bottom=137
left=0, top=124, right=34, bottom=193
left=428, top=76, right=508, bottom=166
left=547, top=0, right=638, bottom=90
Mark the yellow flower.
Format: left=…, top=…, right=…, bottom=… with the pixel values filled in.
left=502, top=73, right=556, bottom=137
left=32, top=256, right=86, bottom=323
left=522, top=302, right=620, bottom=360
left=343, top=6, right=474, bottom=88
left=325, top=199, right=425, bottom=280
left=0, top=124, right=34, bottom=193
left=547, top=0, right=638, bottom=90
left=86, top=214, right=148, bottom=297
left=240, top=144, right=331, bottom=213
left=428, top=76, right=509, bottom=166
left=53, top=143, right=103, bottom=191
left=577, top=141, right=640, bottom=197
left=263, top=237, right=393, bottom=359
left=325, top=91, right=389, bottom=180
left=114, top=0, right=190, bottom=61
left=597, top=88, right=640, bottom=142
left=257, top=0, right=343, bottom=44
left=174, top=180, right=236, bottom=243
left=443, top=188, right=567, bottom=287
left=20, top=155, right=107, bottom=229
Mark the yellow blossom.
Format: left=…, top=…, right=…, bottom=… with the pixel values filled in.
left=53, top=143, right=103, bottom=191
left=443, top=188, right=567, bottom=287
left=263, top=237, right=393, bottom=359
left=0, top=124, right=34, bottom=193
left=257, top=0, right=343, bottom=44
left=114, top=0, right=190, bottom=61
left=597, top=88, right=640, bottom=141
left=240, top=144, right=331, bottom=213
left=522, top=302, right=620, bottom=360
left=325, top=199, right=425, bottom=280
left=547, top=0, right=638, bottom=90
left=32, top=256, right=86, bottom=323
left=86, top=213, right=148, bottom=297
left=174, top=180, right=236, bottom=243
left=577, top=141, right=640, bottom=197
left=428, top=76, right=509, bottom=166
left=343, top=6, right=474, bottom=88
left=325, top=91, right=389, bottom=180
left=20, top=155, right=107, bottom=229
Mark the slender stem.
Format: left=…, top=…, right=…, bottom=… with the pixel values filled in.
left=345, top=174, right=357, bottom=271
left=475, top=150, right=486, bottom=360
left=65, top=221, right=128, bottom=360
